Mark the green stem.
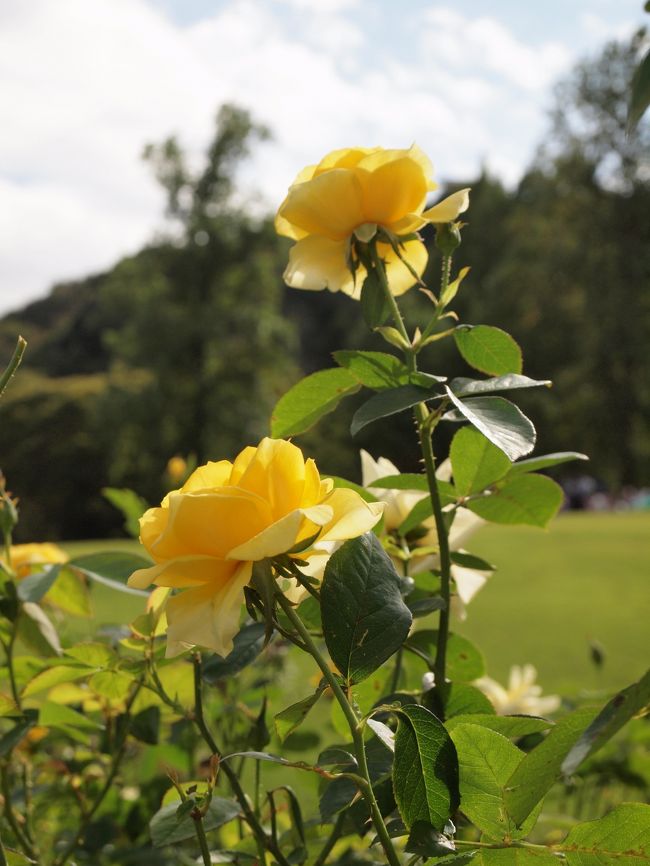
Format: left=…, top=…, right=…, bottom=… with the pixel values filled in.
left=53, top=678, right=144, bottom=866
left=0, top=835, right=7, bottom=866
left=192, top=809, right=213, bottom=866
left=0, top=337, right=27, bottom=400
left=191, top=655, right=291, bottom=866
left=372, top=244, right=454, bottom=705
left=274, top=591, right=402, bottom=866
left=313, top=810, right=346, bottom=866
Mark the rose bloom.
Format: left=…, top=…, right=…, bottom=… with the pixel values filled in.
left=129, top=438, right=383, bottom=657
left=360, top=450, right=491, bottom=618
left=474, top=665, right=561, bottom=716
left=276, top=145, right=469, bottom=297
left=4, top=542, right=68, bottom=578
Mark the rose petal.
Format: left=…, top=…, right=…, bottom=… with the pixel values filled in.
left=423, top=188, right=471, bottom=223
left=283, top=235, right=361, bottom=295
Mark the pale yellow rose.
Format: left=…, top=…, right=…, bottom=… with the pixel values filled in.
left=129, top=438, right=383, bottom=657
left=360, top=450, right=490, bottom=618
left=276, top=145, right=470, bottom=297
left=5, top=542, right=68, bottom=578
left=474, top=665, right=561, bottom=716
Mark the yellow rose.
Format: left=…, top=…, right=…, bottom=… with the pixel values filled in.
left=5, top=542, right=68, bottom=578
left=275, top=145, right=470, bottom=297
left=129, top=438, right=383, bottom=657
left=360, top=450, right=490, bottom=618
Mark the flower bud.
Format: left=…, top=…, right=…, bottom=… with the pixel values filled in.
left=435, top=221, right=462, bottom=256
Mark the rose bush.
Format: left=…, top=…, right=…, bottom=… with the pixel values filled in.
left=128, top=437, right=383, bottom=656
left=275, top=145, right=469, bottom=296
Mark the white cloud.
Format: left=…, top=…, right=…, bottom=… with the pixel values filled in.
left=0, top=0, right=626, bottom=314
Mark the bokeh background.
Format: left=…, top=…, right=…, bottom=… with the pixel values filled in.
left=0, top=0, right=648, bottom=541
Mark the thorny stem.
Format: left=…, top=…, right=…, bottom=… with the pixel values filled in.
left=191, top=807, right=213, bottom=866
left=0, top=337, right=27, bottom=401
left=190, top=654, right=291, bottom=866
left=274, top=591, right=402, bottom=866
left=371, top=242, right=454, bottom=703
left=53, top=677, right=145, bottom=866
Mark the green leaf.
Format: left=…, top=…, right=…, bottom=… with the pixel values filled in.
left=351, top=385, right=441, bottom=437
left=43, top=567, right=92, bottom=617
left=507, top=451, right=589, bottom=476
left=4, top=847, right=38, bottom=865
left=392, top=703, right=460, bottom=831
left=0, top=711, right=38, bottom=756
left=561, top=668, right=650, bottom=777
left=70, top=552, right=151, bottom=596
left=39, top=700, right=103, bottom=732
left=333, top=350, right=409, bottom=390
left=150, top=796, right=240, bottom=847
left=450, top=552, right=496, bottom=571
left=17, top=566, right=62, bottom=603
left=628, top=48, right=650, bottom=131
left=89, top=669, right=135, bottom=700
left=102, top=487, right=148, bottom=538
left=22, top=663, right=91, bottom=697
left=503, top=705, right=600, bottom=827
left=467, top=475, right=563, bottom=528
left=18, top=603, right=61, bottom=656
left=444, top=389, right=536, bottom=462
left=274, top=685, right=326, bottom=743
left=0, top=692, right=17, bottom=716
left=398, top=482, right=458, bottom=535
left=451, top=427, right=511, bottom=496
left=371, top=473, right=430, bottom=491
left=477, top=849, right=560, bottom=866
left=440, top=683, right=496, bottom=718
left=558, top=803, right=650, bottom=866
left=445, top=714, right=553, bottom=738
left=404, top=821, right=460, bottom=858
left=450, top=374, right=550, bottom=397
left=450, top=723, right=536, bottom=840
left=407, top=631, right=485, bottom=681
left=270, top=368, right=360, bottom=437
left=360, top=268, right=391, bottom=328
left=202, top=622, right=266, bottom=682
left=65, top=642, right=115, bottom=668
left=454, top=325, right=522, bottom=376
left=321, top=533, right=412, bottom=684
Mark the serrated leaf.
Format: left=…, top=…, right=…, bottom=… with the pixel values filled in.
left=274, top=685, right=325, bottom=743
left=451, top=426, right=511, bottom=496
left=445, top=714, right=553, bottom=738
left=321, top=533, right=412, bottom=684
left=89, top=669, right=135, bottom=701
left=202, top=622, right=266, bottom=682
left=454, top=326, right=522, bottom=376
left=467, top=475, right=563, bottom=528
left=22, top=664, right=91, bottom=697
left=271, top=368, right=360, bottom=437
left=477, top=849, right=560, bottom=866
left=371, top=473, right=430, bottom=491
left=39, top=700, right=103, bottom=732
left=392, top=704, right=459, bottom=831
left=450, top=374, right=550, bottom=397
left=504, top=705, right=600, bottom=826
left=445, top=389, right=535, bottom=462
left=558, top=803, right=650, bottom=866
left=450, top=723, right=537, bottom=840
left=334, top=350, right=409, bottom=390
left=507, top=451, right=589, bottom=476
left=65, top=642, right=115, bottom=668
left=561, top=669, right=650, bottom=777
left=150, top=797, right=240, bottom=846
left=351, top=385, right=441, bottom=437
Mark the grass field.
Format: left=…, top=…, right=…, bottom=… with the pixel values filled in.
left=63, top=511, right=650, bottom=696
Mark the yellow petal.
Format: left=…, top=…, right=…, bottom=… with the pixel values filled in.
left=128, top=555, right=239, bottom=590
left=181, top=460, right=232, bottom=493
left=319, top=488, right=384, bottom=542
left=357, top=156, right=429, bottom=227
left=277, top=169, right=365, bottom=241
left=283, top=235, right=362, bottom=295
left=230, top=446, right=258, bottom=485
left=151, top=490, right=271, bottom=560
left=235, top=438, right=307, bottom=518
left=139, top=506, right=170, bottom=558
left=165, top=561, right=253, bottom=657
left=423, top=188, right=471, bottom=223
left=378, top=238, right=429, bottom=297
left=315, top=147, right=376, bottom=173
left=227, top=505, right=332, bottom=561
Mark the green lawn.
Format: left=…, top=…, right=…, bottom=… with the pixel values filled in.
left=456, top=511, right=650, bottom=695
left=63, top=511, right=650, bottom=696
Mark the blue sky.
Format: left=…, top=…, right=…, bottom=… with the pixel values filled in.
left=0, top=0, right=646, bottom=313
